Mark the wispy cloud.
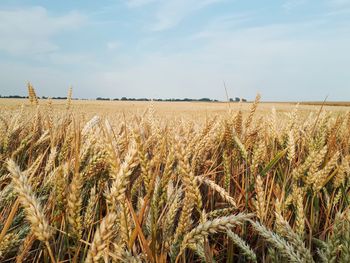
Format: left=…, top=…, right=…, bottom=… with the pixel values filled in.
left=191, top=12, right=254, bottom=40
left=0, top=6, right=86, bottom=55
left=126, top=0, right=158, bottom=8
left=0, top=1, right=349, bottom=100
left=107, top=41, right=121, bottom=50
left=83, top=17, right=350, bottom=100
left=282, top=0, right=307, bottom=11
left=327, top=0, right=350, bottom=7
left=324, top=0, right=350, bottom=16
left=150, top=0, right=224, bottom=31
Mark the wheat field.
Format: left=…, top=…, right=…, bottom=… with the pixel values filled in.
left=1, top=90, right=350, bottom=262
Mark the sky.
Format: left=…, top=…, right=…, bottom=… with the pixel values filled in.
left=0, top=0, right=349, bottom=101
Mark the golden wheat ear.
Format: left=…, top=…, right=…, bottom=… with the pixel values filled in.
left=66, top=86, right=73, bottom=110
left=7, top=159, right=52, bottom=242
left=6, top=159, right=55, bottom=262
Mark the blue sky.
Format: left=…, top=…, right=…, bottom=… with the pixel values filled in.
left=0, top=0, right=349, bottom=101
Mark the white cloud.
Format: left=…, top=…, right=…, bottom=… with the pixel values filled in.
left=191, top=13, right=254, bottom=40
left=126, top=0, right=158, bottom=8
left=1, top=3, right=349, bottom=101
left=0, top=6, right=86, bottom=55
left=325, top=0, right=350, bottom=15
left=150, top=0, right=224, bottom=31
left=107, top=41, right=121, bottom=50
left=282, top=0, right=307, bottom=11
left=0, top=61, right=72, bottom=96
left=2, top=17, right=349, bottom=101
left=47, top=53, right=95, bottom=66
left=77, top=19, right=350, bottom=101
left=328, top=0, right=350, bottom=6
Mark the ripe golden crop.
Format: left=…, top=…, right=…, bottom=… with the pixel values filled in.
left=0, top=92, right=350, bottom=262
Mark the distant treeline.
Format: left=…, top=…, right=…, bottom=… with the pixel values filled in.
left=0, top=95, right=83, bottom=100
left=0, top=95, right=28, bottom=99
left=97, top=97, right=247, bottom=102
left=97, top=97, right=221, bottom=102
left=0, top=95, right=247, bottom=102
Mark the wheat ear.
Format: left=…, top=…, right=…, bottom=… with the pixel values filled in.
left=180, top=213, right=253, bottom=256
left=85, top=212, right=117, bottom=263
left=7, top=159, right=55, bottom=262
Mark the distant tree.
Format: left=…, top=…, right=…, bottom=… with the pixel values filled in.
left=198, top=98, right=211, bottom=102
